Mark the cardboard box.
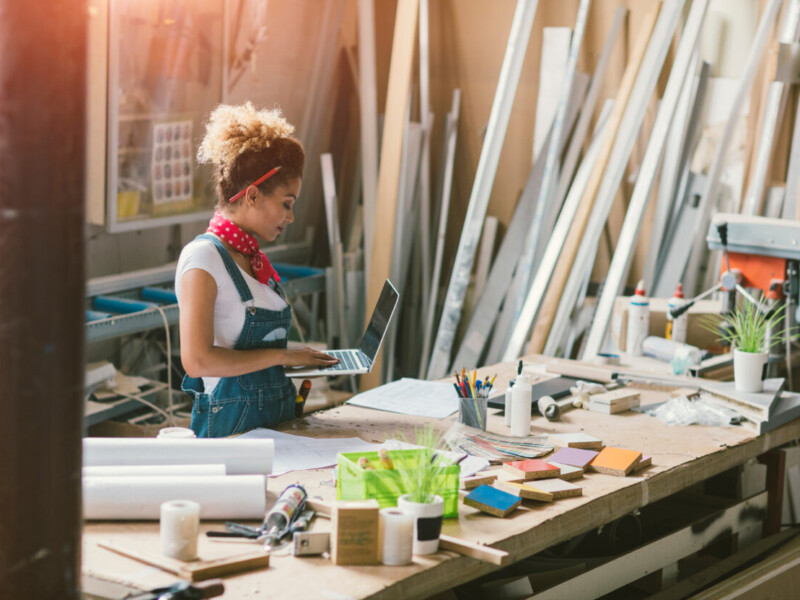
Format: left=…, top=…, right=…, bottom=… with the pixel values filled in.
left=330, top=499, right=380, bottom=565
left=611, top=297, right=723, bottom=352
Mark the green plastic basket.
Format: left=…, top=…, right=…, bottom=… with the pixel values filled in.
left=336, top=449, right=460, bottom=518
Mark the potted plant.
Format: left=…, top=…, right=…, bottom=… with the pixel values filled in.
left=709, top=297, right=786, bottom=393
left=391, top=424, right=449, bottom=555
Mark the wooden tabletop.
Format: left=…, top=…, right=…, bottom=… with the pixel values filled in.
left=82, top=355, right=800, bottom=599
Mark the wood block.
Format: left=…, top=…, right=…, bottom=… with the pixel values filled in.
left=494, top=480, right=554, bottom=502
left=589, top=388, right=641, bottom=406
left=549, top=447, right=599, bottom=470
left=548, top=462, right=584, bottom=481
left=521, top=478, right=582, bottom=499
left=635, top=455, right=652, bottom=471
left=463, top=485, right=521, bottom=517
left=548, top=432, right=603, bottom=450
left=503, top=459, right=560, bottom=480
left=588, top=396, right=640, bottom=414
left=590, top=447, right=642, bottom=476
left=331, top=499, right=380, bottom=565
left=461, top=473, right=498, bottom=489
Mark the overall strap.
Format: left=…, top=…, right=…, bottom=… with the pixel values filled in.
left=195, top=233, right=253, bottom=304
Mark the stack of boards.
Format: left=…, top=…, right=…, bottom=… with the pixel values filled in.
left=462, top=432, right=649, bottom=518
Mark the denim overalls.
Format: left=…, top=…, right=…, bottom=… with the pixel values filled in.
left=181, top=234, right=297, bottom=438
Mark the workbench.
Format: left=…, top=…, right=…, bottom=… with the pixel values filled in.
left=81, top=356, right=800, bottom=599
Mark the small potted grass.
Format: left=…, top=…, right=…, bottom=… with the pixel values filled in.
left=392, top=424, right=448, bottom=555
left=707, top=297, right=786, bottom=393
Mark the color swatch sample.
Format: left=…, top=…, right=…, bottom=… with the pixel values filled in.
left=495, top=480, right=554, bottom=502
left=503, top=459, right=561, bottom=480
left=548, top=432, right=603, bottom=449
left=548, top=462, right=584, bottom=481
left=521, top=477, right=582, bottom=499
left=463, top=485, right=521, bottom=517
left=461, top=474, right=498, bottom=490
left=549, top=447, right=599, bottom=470
left=590, top=447, right=642, bottom=476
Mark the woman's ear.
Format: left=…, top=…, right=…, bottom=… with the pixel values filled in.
left=246, top=185, right=259, bottom=205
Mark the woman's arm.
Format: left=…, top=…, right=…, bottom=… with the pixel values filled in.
left=179, top=268, right=338, bottom=378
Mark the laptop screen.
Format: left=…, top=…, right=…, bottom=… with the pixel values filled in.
left=359, top=281, right=399, bottom=361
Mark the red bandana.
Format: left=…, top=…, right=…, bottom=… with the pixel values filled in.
left=207, top=212, right=281, bottom=285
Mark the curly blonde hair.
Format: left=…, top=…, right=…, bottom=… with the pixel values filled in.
left=197, top=102, right=304, bottom=208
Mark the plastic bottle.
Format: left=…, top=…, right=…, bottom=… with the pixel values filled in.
left=626, top=280, right=650, bottom=357
left=666, top=283, right=687, bottom=344
left=509, top=374, right=533, bottom=437
left=260, top=483, right=307, bottom=547
left=504, top=381, right=515, bottom=426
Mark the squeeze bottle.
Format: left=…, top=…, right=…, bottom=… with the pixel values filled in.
left=666, top=283, right=687, bottom=343
left=626, top=280, right=650, bottom=356
left=510, top=374, right=533, bottom=437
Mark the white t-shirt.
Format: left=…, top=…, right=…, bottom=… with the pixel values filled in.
left=175, top=235, right=287, bottom=394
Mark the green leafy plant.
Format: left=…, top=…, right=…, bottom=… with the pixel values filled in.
left=702, top=296, right=786, bottom=353
left=391, top=423, right=449, bottom=504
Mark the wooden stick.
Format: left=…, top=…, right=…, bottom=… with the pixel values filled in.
left=438, top=534, right=511, bottom=566
left=97, top=541, right=269, bottom=582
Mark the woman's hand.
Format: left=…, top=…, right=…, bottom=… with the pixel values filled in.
left=282, top=347, right=340, bottom=368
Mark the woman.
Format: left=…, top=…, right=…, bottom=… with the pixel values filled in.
left=176, top=103, right=338, bottom=437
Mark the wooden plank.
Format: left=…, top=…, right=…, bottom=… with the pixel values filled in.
left=357, top=0, right=379, bottom=281
left=362, top=0, right=419, bottom=389
left=97, top=541, right=269, bottom=582
left=683, top=0, right=782, bottom=294
left=438, top=534, right=511, bottom=566
left=419, top=90, right=460, bottom=377
left=501, top=4, right=660, bottom=361
left=425, top=0, right=540, bottom=380
left=533, top=27, right=571, bottom=162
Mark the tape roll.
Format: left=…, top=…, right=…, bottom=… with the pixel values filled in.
left=160, top=499, right=200, bottom=561
left=379, top=508, right=414, bottom=565
left=157, top=427, right=197, bottom=439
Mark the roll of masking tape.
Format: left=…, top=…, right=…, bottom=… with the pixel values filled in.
left=379, top=508, right=414, bottom=565
left=160, top=499, right=200, bottom=561
left=157, top=427, right=196, bottom=439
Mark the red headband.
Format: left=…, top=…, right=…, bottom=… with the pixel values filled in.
left=227, top=166, right=282, bottom=203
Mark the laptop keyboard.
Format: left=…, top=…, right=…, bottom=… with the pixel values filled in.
left=320, top=350, right=364, bottom=372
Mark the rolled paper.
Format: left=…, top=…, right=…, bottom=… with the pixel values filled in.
left=379, top=508, right=414, bottom=566
left=160, top=500, right=200, bottom=561
left=83, top=475, right=266, bottom=520
left=83, top=438, right=274, bottom=476
left=82, top=464, right=226, bottom=478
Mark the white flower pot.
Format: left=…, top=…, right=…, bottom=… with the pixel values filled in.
left=733, top=349, right=768, bottom=393
left=397, top=494, right=444, bottom=555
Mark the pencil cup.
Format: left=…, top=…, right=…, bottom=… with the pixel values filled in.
left=458, top=396, right=487, bottom=430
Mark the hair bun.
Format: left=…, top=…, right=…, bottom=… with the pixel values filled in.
left=197, top=102, right=295, bottom=166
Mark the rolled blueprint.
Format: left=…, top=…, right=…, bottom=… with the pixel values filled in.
left=83, top=475, right=266, bottom=520
left=83, top=464, right=226, bottom=478
left=83, top=438, right=274, bottom=475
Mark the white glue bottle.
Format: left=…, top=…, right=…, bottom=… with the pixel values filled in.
left=510, top=373, right=533, bottom=437
left=666, top=283, right=687, bottom=344
left=626, top=280, right=650, bottom=357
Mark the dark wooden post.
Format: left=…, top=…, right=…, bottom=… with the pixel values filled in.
left=0, top=0, right=87, bottom=597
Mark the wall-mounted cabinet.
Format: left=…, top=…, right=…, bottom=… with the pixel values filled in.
left=87, top=0, right=225, bottom=232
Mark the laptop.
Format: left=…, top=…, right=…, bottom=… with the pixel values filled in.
left=287, top=279, right=399, bottom=377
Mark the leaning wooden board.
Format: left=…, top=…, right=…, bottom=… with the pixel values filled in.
left=81, top=354, right=800, bottom=599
